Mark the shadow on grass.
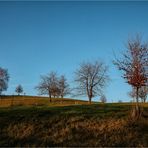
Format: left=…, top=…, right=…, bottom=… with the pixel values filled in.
left=1, top=103, right=148, bottom=147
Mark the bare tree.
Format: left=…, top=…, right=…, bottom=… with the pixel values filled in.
left=36, top=72, right=70, bottom=101
left=36, top=71, right=58, bottom=102
left=74, top=60, right=109, bottom=104
left=139, top=86, right=148, bottom=103
left=36, top=75, right=51, bottom=100
left=49, top=72, right=59, bottom=98
left=58, top=75, right=70, bottom=98
left=100, top=95, right=107, bottom=103
left=128, top=88, right=136, bottom=99
left=114, top=35, right=148, bottom=119
left=15, top=85, right=23, bottom=95
left=129, top=86, right=148, bottom=103
left=0, top=67, right=9, bottom=95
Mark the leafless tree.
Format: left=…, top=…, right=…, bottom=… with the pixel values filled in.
left=74, top=60, right=109, bottom=104
left=129, top=86, right=148, bottom=103
left=139, top=86, right=148, bottom=103
left=50, top=72, right=59, bottom=98
left=36, top=72, right=70, bottom=101
left=114, top=35, right=148, bottom=119
left=100, top=95, right=107, bottom=103
left=15, top=85, right=23, bottom=95
left=0, top=67, right=9, bottom=95
left=128, top=88, right=136, bottom=99
left=35, top=71, right=59, bottom=102
left=58, top=75, right=71, bottom=98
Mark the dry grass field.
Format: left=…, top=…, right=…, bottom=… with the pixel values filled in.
left=0, top=96, right=148, bottom=147
left=0, top=95, right=88, bottom=107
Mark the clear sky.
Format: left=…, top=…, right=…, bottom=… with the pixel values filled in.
left=0, top=1, right=148, bottom=102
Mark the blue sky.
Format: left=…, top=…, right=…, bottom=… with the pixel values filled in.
left=0, top=1, right=148, bottom=102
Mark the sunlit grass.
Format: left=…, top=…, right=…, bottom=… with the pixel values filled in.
left=0, top=95, right=89, bottom=107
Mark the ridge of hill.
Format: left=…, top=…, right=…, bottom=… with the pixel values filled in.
left=0, top=95, right=89, bottom=107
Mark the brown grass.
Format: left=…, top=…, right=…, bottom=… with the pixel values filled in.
left=0, top=95, right=89, bottom=107
left=4, top=117, right=148, bottom=147
left=7, top=123, right=34, bottom=140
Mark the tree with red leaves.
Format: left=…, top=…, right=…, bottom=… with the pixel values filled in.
left=114, top=35, right=148, bottom=119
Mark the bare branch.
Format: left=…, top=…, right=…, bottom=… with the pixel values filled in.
left=74, top=60, right=109, bottom=104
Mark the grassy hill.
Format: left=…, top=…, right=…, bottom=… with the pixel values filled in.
left=0, top=95, right=89, bottom=107
left=0, top=96, right=148, bottom=147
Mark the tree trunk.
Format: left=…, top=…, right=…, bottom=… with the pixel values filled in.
left=131, top=87, right=142, bottom=121
left=136, top=87, right=141, bottom=118
left=144, top=97, right=146, bottom=103
left=0, top=95, right=1, bottom=105
left=88, top=96, right=92, bottom=104
left=49, top=94, right=51, bottom=102
left=88, top=88, right=93, bottom=104
left=136, top=87, right=139, bottom=103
